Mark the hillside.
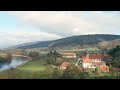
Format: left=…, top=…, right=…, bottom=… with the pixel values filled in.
left=98, top=38, right=120, bottom=48
left=11, top=41, right=52, bottom=49
left=12, top=34, right=120, bottom=49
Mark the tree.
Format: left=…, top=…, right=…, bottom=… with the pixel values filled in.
left=6, top=53, right=12, bottom=60
left=61, top=64, right=88, bottom=79
left=29, top=52, right=39, bottom=57
left=45, top=57, right=55, bottom=65
left=108, top=45, right=120, bottom=68
left=47, top=50, right=62, bottom=65
left=28, top=51, right=40, bottom=60
left=78, top=72, right=88, bottom=79
left=53, top=50, right=59, bottom=64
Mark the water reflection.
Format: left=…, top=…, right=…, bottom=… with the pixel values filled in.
left=0, top=57, right=29, bottom=71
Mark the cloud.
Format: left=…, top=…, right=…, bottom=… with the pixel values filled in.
left=8, top=11, right=120, bottom=36
left=0, top=30, right=62, bottom=48
left=1, top=11, right=120, bottom=48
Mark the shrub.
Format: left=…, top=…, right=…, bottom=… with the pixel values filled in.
left=44, top=57, right=55, bottom=65
left=44, top=65, right=54, bottom=79
left=61, top=64, right=88, bottom=79
left=95, top=67, right=101, bottom=75
left=28, top=51, right=40, bottom=60
left=29, top=52, right=39, bottom=57
left=51, top=68, right=61, bottom=79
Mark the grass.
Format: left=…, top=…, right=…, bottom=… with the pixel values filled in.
left=0, top=60, right=53, bottom=79
left=38, top=47, right=101, bottom=54
left=60, top=47, right=101, bottom=53
left=18, top=60, right=45, bottom=72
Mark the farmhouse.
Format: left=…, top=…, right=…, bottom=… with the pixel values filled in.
left=62, top=53, right=76, bottom=58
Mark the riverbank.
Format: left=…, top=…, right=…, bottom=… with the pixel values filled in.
left=0, top=53, right=12, bottom=62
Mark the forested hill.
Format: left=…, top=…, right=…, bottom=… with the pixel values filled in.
left=12, top=34, right=120, bottom=49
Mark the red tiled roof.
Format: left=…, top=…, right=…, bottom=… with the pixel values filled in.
left=82, top=54, right=106, bottom=63
left=82, top=56, right=90, bottom=63
left=89, top=54, right=105, bottom=59
left=99, top=65, right=109, bottom=71
left=62, top=53, right=76, bottom=56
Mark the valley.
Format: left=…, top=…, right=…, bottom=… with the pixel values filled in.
left=0, top=34, right=120, bottom=79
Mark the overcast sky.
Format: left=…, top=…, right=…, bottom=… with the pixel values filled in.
left=0, top=11, right=120, bottom=48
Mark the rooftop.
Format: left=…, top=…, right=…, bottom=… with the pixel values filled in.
left=82, top=54, right=107, bottom=63
left=62, top=53, right=76, bottom=56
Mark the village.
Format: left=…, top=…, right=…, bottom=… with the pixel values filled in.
left=59, top=50, right=109, bottom=72
left=0, top=48, right=111, bottom=73
left=0, top=46, right=120, bottom=79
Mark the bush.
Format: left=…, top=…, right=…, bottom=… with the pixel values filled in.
left=28, top=52, right=40, bottom=60
left=29, top=52, right=39, bottom=57
left=78, top=72, right=89, bottom=79
left=44, top=57, right=55, bottom=65
left=0, top=53, right=12, bottom=64
left=51, top=68, right=61, bottom=79
left=44, top=65, right=54, bottom=79
left=61, top=64, right=88, bottom=79
left=6, top=53, right=12, bottom=60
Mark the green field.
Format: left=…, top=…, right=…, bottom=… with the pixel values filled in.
left=62, top=48, right=100, bottom=51
left=38, top=47, right=101, bottom=54
left=0, top=60, right=54, bottom=79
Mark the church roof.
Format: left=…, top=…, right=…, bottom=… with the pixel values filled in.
left=82, top=54, right=106, bottom=63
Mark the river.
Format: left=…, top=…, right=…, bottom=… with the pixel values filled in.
left=0, top=56, right=29, bottom=71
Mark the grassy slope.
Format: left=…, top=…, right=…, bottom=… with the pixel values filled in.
left=18, top=60, right=45, bottom=72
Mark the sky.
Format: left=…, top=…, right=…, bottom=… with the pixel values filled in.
left=0, top=11, right=120, bottom=48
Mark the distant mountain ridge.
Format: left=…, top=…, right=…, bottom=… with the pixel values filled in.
left=11, top=34, right=120, bottom=49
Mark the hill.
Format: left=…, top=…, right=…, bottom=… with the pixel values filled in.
left=11, top=34, right=120, bottom=49
left=98, top=38, right=120, bottom=49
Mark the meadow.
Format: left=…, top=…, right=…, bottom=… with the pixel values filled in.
left=0, top=60, right=53, bottom=79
